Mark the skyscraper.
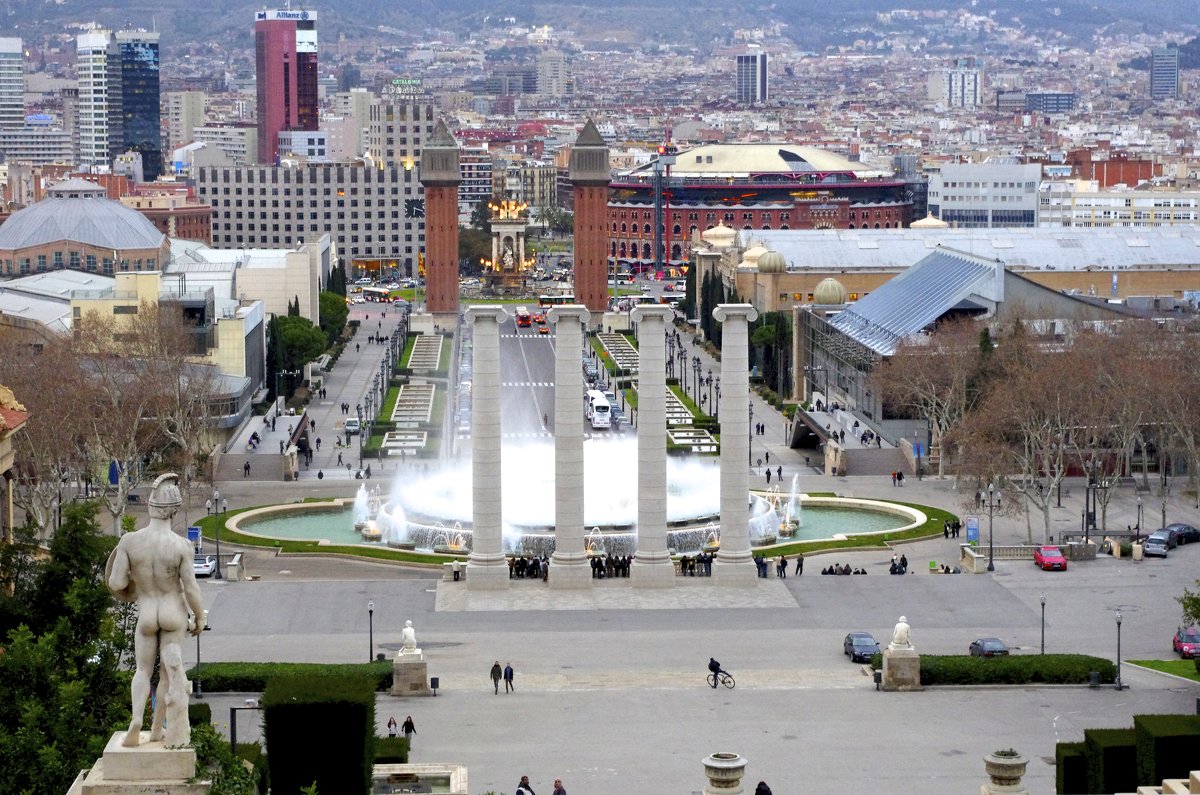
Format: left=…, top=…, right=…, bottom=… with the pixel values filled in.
left=76, top=31, right=113, bottom=171
left=255, top=8, right=319, bottom=165
left=928, top=57, right=983, bottom=108
left=735, top=45, right=768, bottom=105
left=0, top=37, right=23, bottom=131
left=115, top=31, right=161, bottom=181
left=1150, top=47, right=1179, bottom=101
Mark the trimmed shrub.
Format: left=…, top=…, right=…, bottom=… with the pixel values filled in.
left=1055, top=741, right=1087, bottom=794
left=264, top=675, right=376, bottom=795
left=184, top=661, right=393, bottom=692
left=1084, top=728, right=1137, bottom=795
left=374, top=736, right=410, bottom=764
left=916, top=654, right=1116, bottom=686
left=235, top=743, right=269, bottom=795
left=1134, top=713, right=1200, bottom=787
left=188, top=702, right=212, bottom=726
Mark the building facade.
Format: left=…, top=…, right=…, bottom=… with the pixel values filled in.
left=165, top=90, right=206, bottom=154
left=254, top=9, right=319, bottom=165
left=113, top=31, right=161, bottom=181
left=1150, top=48, right=1179, bottom=101
left=75, top=31, right=113, bottom=171
left=0, top=37, right=22, bottom=132
left=928, top=58, right=983, bottom=108
left=735, top=45, right=768, bottom=105
left=927, top=160, right=1041, bottom=227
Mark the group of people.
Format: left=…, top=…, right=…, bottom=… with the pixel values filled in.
left=935, top=563, right=962, bottom=574
left=943, top=519, right=963, bottom=539
left=508, top=555, right=548, bottom=580
left=822, top=563, right=866, bottom=575
left=489, top=661, right=516, bottom=694
left=246, top=431, right=263, bottom=451
left=385, top=715, right=416, bottom=745
left=592, top=553, right=632, bottom=578
left=890, top=470, right=906, bottom=486
left=889, top=553, right=909, bottom=575
left=677, top=552, right=714, bottom=576
left=752, top=422, right=768, bottom=436
left=752, top=553, right=803, bottom=578
left=514, top=774, right=568, bottom=795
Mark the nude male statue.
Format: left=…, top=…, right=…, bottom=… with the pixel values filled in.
left=107, top=473, right=205, bottom=747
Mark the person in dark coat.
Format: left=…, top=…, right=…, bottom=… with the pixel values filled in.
left=490, top=661, right=502, bottom=694
left=755, top=783, right=774, bottom=795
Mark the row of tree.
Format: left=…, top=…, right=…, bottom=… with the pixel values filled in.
left=873, top=317, right=1200, bottom=543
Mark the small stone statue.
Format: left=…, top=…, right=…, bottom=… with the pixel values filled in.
left=106, top=473, right=205, bottom=747
left=401, top=620, right=418, bottom=654
left=889, top=616, right=913, bottom=651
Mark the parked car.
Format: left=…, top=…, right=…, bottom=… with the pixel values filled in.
left=193, top=555, right=216, bottom=577
left=1150, top=527, right=1181, bottom=548
left=1166, top=523, right=1200, bottom=544
left=1143, top=533, right=1171, bottom=557
left=1033, top=546, right=1068, bottom=571
left=843, top=632, right=880, bottom=662
left=1173, top=626, right=1200, bottom=658
left=969, top=638, right=1009, bottom=657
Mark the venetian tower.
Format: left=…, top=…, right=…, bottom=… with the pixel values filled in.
left=419, top=120, right=461, bottom=315
left=569, top=119, right=611, bottom=316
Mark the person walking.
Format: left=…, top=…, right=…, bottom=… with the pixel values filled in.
left=795, top=553, right=804, bottom=576
left=386, top=716, right=397, bottom=738
left=503, top=662, right=515, bottom=693
left=490, top=661, right=502, bottom=694
left=755, top=782, right=774, bottom=795
left=337, top=451, right=343, bottom=466
left=515, top=775, right=536, bottom=795
left=765, top=469, right=771, bottom=485
left=316, top=437, right=322, bottom=451
left=243, top=461, right=251, bottom=478
left=552, top=778, right=567, bottom=795
left=400, top=715, right=416, bottom=747
left=776, top=465, right=782, bottom=481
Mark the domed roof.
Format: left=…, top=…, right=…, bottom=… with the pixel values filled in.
left=910, top=212, right=949, bottom=229
left=0, top=195, right=165, bottom=252
left=813, top=277, right=848, bottom=305
left=701, top=222, right=736, bottom=247
left=757, top=250, right=786, bottom=273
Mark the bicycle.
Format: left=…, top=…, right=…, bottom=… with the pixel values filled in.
left=706, top=670, right=735, bottom=689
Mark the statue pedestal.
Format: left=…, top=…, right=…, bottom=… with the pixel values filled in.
left=67, top=732, right=210, bottom=795
left=882, top=647, right=922, bottom=691
left=392, top=653, right=432, bottom=697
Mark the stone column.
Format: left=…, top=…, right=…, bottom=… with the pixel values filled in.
left=547, top=305, right=592, bottom=589
left=465, top=306, right=509, bottom=590
left=630, top=305, right=674, bottom=588
left=713, top=304, right=759, bottom=585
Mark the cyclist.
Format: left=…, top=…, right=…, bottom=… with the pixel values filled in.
left=708, top=657, right=728, bottom=688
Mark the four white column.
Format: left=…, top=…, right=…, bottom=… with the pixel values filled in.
left=465, top=306, right=510, bottom=590
left=548, top=305, right=593, bottom=588
left=630, top=305, right=675, bottom=588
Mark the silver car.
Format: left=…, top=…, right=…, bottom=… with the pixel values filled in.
left=1142, top=534, right=1170, bottom=558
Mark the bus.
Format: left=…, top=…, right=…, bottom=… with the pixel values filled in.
left=585, top=389, right=611, bottom=430
left=362, top=287, right=391, bottom=302
left=515, top=307, right=532, bottom=327
left=538, top=294, right=574, bottom=308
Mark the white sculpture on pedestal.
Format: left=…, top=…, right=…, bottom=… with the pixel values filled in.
left=889, top=616, right=914, bottom=651
left=399, top=619, right=422, bottom=657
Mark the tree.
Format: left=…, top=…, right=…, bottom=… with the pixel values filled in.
left=275, top=315, right=328, bottom=372
left=469, top=197, right=497, bottom=234
left=326, top=263, right=347, bottom=297
left=318, top=291, right=349, bottom=346
left=459, top=226, right=492, bottom=273
left=1179, top=580, right=1200, bottom=627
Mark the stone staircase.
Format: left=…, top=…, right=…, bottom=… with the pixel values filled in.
left=842, top=447, right=908, bottom=478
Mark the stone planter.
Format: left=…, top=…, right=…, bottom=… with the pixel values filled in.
left=1131, top=543, right=1144, bottom=561
left=983, top=750, right=1028, bottom=788
left=702, top=752, right=747, bottom=794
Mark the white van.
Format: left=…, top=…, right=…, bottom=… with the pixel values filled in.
left=344, top=418, right=361, bottom=435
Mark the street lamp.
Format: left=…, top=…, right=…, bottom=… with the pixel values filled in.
left=368, top=600, right=375, bottom=662
left=212, top=488, right=223, bottom=579
left=715, top=377, right=721, bottom=420
left=1040, top=593, right=1046, bottom=655
left=1114, top=610, right=1123, bottom=690
left=1136, top=496, right=1143, bottom=541
left=193, top=610, right=210, bottom=696
left=705, top=370, right=713, bottom=415
left=691, top=356, right=701, bottom=404
left=980, top=482, right=1001, bottom=572
left=748, top=403, right=754, bottom=466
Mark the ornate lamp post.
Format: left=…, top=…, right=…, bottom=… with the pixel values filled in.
left=212, top=488, right=223, bottom=579
left=980, top=482, right=1001, bottom=572
left=705, top=370, right=713, bottom=415
left=1136, top=496, right=1143, bottom=541
left=715, top=377, right=721, bottom=420
left=691, top=356, right=701, bottom=404
left=748, top=403, right=754, bottom=466
left=368, top=600, right=375, bottom=662
left=1040, top=593, right=1046, bottom=654
left=1114, top=610, right=1123, bottom=690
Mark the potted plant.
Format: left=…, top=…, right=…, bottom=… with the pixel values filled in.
left=983, top=748, right=1027, bottom=788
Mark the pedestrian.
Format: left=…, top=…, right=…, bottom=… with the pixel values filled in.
left=516, top=775, right=535, bottom=795
left=795, top=553, right=804, bottom=576
left=316, top=437, right=322, bottom=451
left=891, top=471, right=897, bottom=486
left=222, top=498, right=228, bottom=513
left=337, top=452, right=343, bottom=466
left=776, top=465, right=782, bottom=481
left=243, top=461, right=251, bottom=478
left=944, top=521, right=950, bottom=539
left=755, top=782, right=773, bottom=795
left=271, top=417, right=276, bottom=432
left=766, top=469, right=771, bottom=485
left=356, top=343, right=360, bottom=353
left=400, top=715, right=416, bottom=747
left=503, top=662, right=515, bottom=693
left=279, top=440, right=285, bottom=454
left=765, top=450, right=770, bottom=464
left=452, top=558, right=461, bottom=581
left=490, top=661, right=502, bottom=694
left=205, top=498, right=212, bottom=515
left=552, top=778, right=566, bottom=795
left=387, top=716, right=397, bottom=737
left=310, top=418, right=316, bottom=432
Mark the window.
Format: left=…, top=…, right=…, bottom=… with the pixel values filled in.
left=113, top=305, right=138, bottom=315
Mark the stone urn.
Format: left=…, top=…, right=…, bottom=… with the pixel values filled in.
left=983, top=749, right=1028, bottom=791
left=702, top=752, right=747, bottom=794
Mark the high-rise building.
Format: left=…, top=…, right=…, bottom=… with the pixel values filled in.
left=536, top=51, right=572, bottom=98
left=165, top=90, right=207, bottom=154
left=1150, top=47, right=1179, bottom=101
left=114, top=31, right=161, bottom=181
left=254, top=8, right=319, bottom=165
left=927, top=160, right=1041, bottom=228
left=0, top=37, right=23, bottom=131
left=735, top=45, right=768, bottom=105
left=928, top=57, right=983, bottom=108
left=76, top=31, right=113, bottom=171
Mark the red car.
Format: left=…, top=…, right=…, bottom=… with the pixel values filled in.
left=1174, top=626, right=1200, bottom=658
left=1033, top=546, right=1067, bottom=571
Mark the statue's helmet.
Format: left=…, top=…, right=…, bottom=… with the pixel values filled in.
left=148, top=473, right=183, bottom=516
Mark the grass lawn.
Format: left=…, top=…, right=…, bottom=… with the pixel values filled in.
left=1128, top=659, right=1200, bottom=682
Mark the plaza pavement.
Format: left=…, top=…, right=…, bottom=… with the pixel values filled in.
left=185, top=309, right=1200, bottom=794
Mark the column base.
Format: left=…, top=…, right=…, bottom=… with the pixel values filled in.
left=549, top=561, right=592, bottom=589
left=712, top=558, right=759, bottom=586
left=632, top=560, right=675, bottom=588
left=466, top=561, right=510, bottom=591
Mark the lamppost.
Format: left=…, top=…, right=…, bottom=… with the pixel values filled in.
left=705, top=370, right=713, bottom=414
left=677, top=348, right=686, bottom=388
left=212, top=488, right=223, bottom=579
left=193, top=610, right=210, bottom=696
left=368, top=600, right=375, bottom=662
left=1136, top=496, right=1143, bottom=541
left=1040, top=593, right=1046, bottom=655
left=980, top=482, right=1001, bottom=572
left=691, top=356, right=701, bottom=404
left=748, top=403, right=754, bottom=465
left=715, top=377, right=721, bottom=420
left=1114, top=610, right=1123, bottom=690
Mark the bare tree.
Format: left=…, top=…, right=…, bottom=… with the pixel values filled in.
left=870, top=317, right=986, bottom=479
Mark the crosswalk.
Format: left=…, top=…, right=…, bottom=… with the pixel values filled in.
left=500, top=333, right=554, bottom=339
left=470, top=430, right=622, bottom=441
left=501, top=381, right=555, bottom=388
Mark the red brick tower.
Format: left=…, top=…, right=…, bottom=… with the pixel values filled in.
left=569, top=119, right=611, bottom=316
left=419, top=120, right=461, bottom=315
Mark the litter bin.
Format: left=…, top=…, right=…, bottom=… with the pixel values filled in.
left=430, top=677, right=439, bottom=696
left=375, top=652, right=386, bottom=662
left=1088, top=671, right=1100, bottom=688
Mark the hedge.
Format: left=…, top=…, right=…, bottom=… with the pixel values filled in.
left=184, top=661, right=393, bottom=693
left=264, top=675, right=376, bottom=795
left=868, top=653, right=1117, bottom=686
left=188, top=702, right=212, bottom=726
left=1134, top=713, right=1200, bottom=788
left=374, top=736, right=410, bottom=764
left=1055, top=741, right=1087, bottom=794
left=1084, top=728, right=1137, bottom=795
left=235, top=743, right=270, bottom=795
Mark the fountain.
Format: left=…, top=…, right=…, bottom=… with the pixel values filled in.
left=779, top=474, right=804, bottom=538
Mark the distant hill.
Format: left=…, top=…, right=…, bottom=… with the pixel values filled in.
left=1124, top=37, right=1200, bottom=70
